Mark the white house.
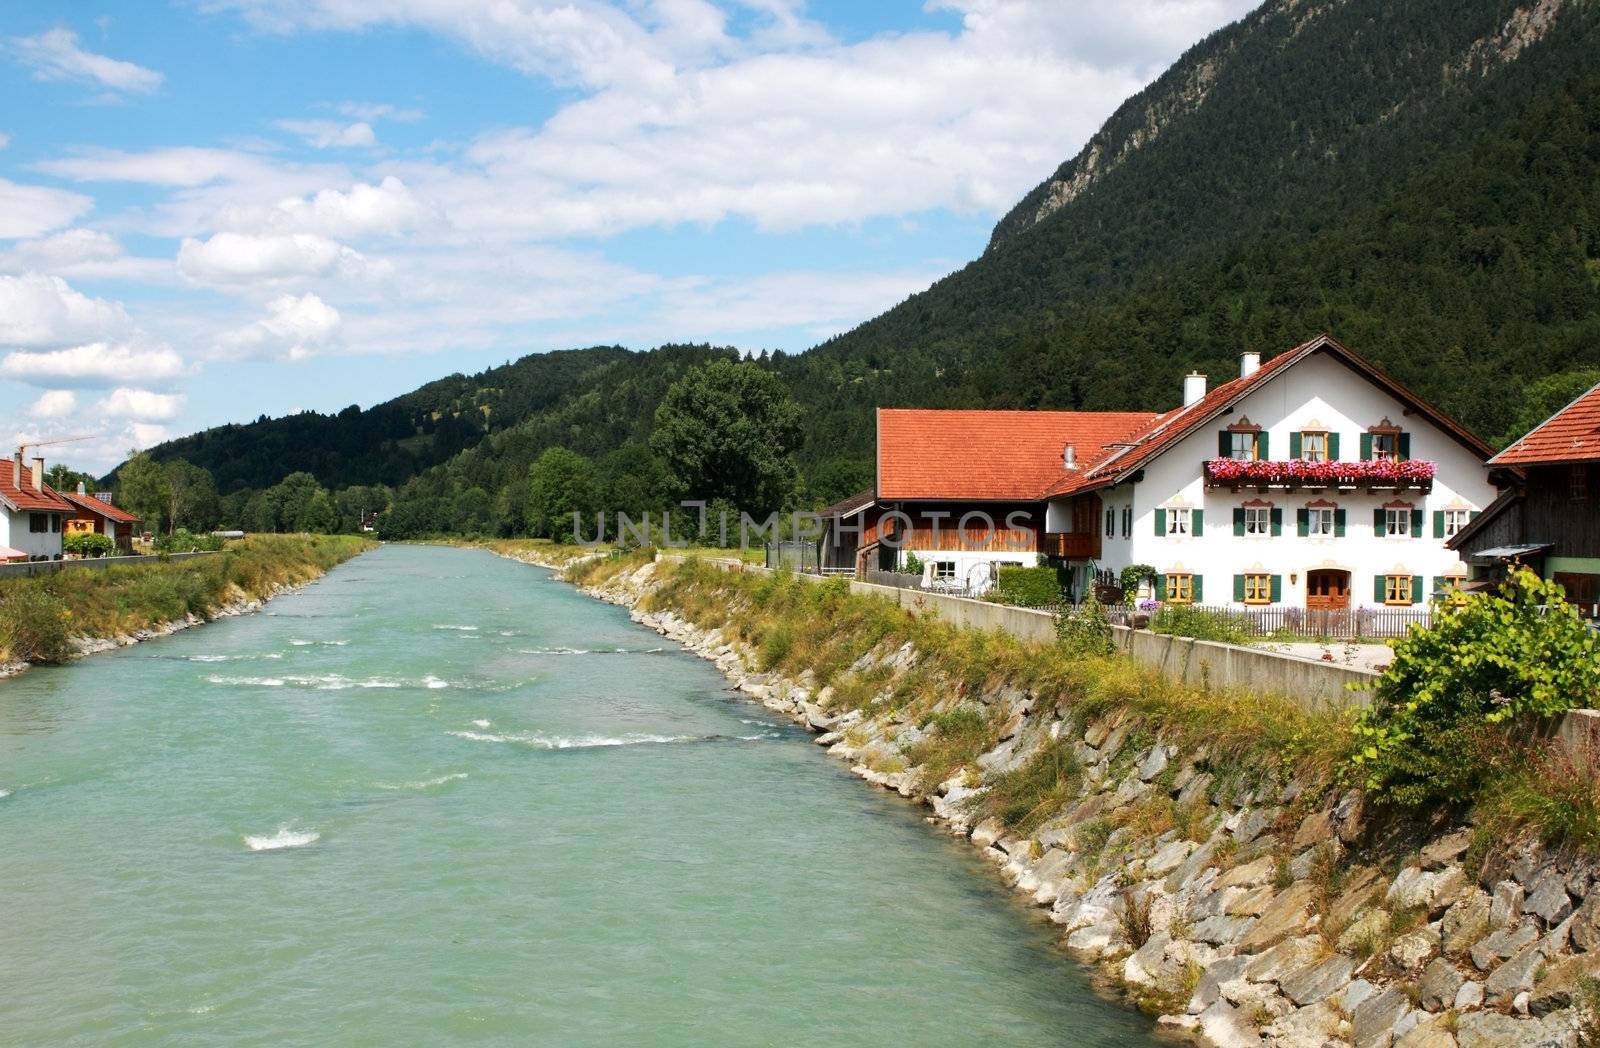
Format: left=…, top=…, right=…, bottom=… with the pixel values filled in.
left=0, top=452, right=75, bottom=561
left=1040, top=335, right=1496, bottom=610
left=829, top=335, right=1496, bottom=612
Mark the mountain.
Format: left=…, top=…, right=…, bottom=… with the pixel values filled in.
left=132, top=0, right=1600, bottom=531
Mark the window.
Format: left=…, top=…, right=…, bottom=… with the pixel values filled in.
left=1307, top=507, right=1335, bottom=537
left=1385, top=507, right=1411, bottom=537
left=50, top=514, right=60, bottom=533
left=1166, top=573, right=1194, bottom=604
left=1243, top=506, right=1272, bottom=536
left=1228, top=431, right=1259, bottom=461
left=1243, top=573, right=1273, bottom=604
left=1105, top=508, right=1115, bottom=537
left=1384, top=574, right=1413, bottom=606
left=1371, top=432, right=1398, bottom=462
left=1573, top=465, right=1589, bottom=502
left=1121, top=505, right=1132, bottom=536
left=1443, top=509, right=1470, bottom=538
left=28, top=513, right=47, bottom=534
left=1300, top=431, right=1328, bottom=462
left=1168, top=508, right=1192, bottom=535
left=931, top=561, right=956, bottom=580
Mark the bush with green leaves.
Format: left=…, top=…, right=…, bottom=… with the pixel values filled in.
left=1348, top=569, right=1600, bottom=808
left=153, top=529, right=224, bottom=554
left=902, top=552, right=924, bottom=578
left=1057, top=593, right=1114, bottom=657
left=63, top=532, right=116, bottom=558
left=0, top=584, right=73, bottom=664
left=1119, top=564, right=1159, bottom=604
left=996, top=566, right=1063, bottom=607
left=1150, top=604, right=1251, bottom=645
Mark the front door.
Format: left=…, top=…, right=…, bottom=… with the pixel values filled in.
left=1306, top=569, right=1350, bottom=611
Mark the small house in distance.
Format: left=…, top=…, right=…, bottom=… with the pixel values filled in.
left=0, top=452, right=75, bottom=561
left=1449, top=379, right=1600, bottom=616
left=62, top=483, right=141, bottom=554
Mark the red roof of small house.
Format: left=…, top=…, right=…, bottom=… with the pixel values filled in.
left=61, top=490, right=140, bottom=524
left=1040, top=334, right=1494, bottom=500
left=876, top=408, right=1157, bottom=502
left=0, top=460, right=75, bottom=513
left=1488, top=380, right=1600, bottom=467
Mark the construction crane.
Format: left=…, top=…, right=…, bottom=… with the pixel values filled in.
left=15, top=435, right=96, bottom=459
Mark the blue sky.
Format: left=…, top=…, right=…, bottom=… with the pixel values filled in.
left=0, top=0, right=1255, bottom=472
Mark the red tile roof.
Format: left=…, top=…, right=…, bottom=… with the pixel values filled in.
left=1041, top=334, right=1493, bottom=499
left=1488, top=381, right=1600, bottom=467
left=61, top=490, right=140, bottom=524
left=876, top=408, right=1157, bottom=502
left=0, top=460, right=76, bottom=513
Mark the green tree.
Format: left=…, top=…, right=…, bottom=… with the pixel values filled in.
left=45, top=463, right=93, bottom=494
left=1493, top=369, right=1600, bottom=449
left=162, top=460, right=218, bottom=534
left=116, top=452, right=171, bottom=532
left=650, top=360, right=803, bottom=515
left=526, top=447, right=596, bottom=543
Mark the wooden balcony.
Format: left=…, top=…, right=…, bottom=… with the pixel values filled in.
left=1043, top=531, right=1099, bottom=560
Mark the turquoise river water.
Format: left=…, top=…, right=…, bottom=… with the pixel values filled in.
left=0, top=544, right=1161, bottom=1047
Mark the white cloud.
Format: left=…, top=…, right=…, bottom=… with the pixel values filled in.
left=36, top=146, right=292, bottom=188
left=0, top=178, right=95, bottom=239
left=217, top=292, right=342, bottom=361
left=0, top=341, right=187, bottom=388
left=218, top=177, right=429, bottom=239
left=11, top=27, right=164, bottom=94
left=176, top=231, right=369, bottom=284
left=0, top=274, right=131, bottom=348
left=0, top=133, right=10, bottom=150
left=335, top=101, right=424, bottom=123
left=97, top=387, right=185, bottom=420
left=26, top=389, right=78, bottom=418
left=275, top=118, right=377, bottom=148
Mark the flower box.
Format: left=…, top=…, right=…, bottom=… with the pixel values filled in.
left=1203, top=458, right=1434, bottom=491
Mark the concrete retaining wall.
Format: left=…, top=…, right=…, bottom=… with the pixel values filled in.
left=0, top=551, right=219, bottom=578
left=656, top=554, right=1375, bottom=707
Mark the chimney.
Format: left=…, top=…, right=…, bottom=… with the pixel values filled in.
left=31, top=457, right=43, bottom=492
left=1240, top=351, right=1261, bottom=378
left=1063, top=443, right=1078, bottom=470
left=78, top=481, right=87, bottom=495
left=11, top=450, right=21, bottom=485
left=1183, top=372, right=1207, bottom=407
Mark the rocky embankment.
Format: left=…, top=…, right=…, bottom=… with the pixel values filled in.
left=575, top=559, right=1597, bottom=1048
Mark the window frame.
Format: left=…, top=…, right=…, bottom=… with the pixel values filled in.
left=1121, top=505, right=1132, bottom=537
left=1242, top=572, right=1272, bottom=605
left=1384, top=507, right=1411, bottom=537
left=1243, top=506, right=1271, bottom=536
left=1104, top=507, right=1115, bottom=538
left=1307, top=506, right=1335, bottom=537
left=1443, top=508, right=1470, bottom=538
left=1384, top=574, right=1414, bottom=606
left=1166, top=573, right=1194, bottom=605
left=931, top=560, right=956, bottom=580
left=28, top=512, right=47, bottom=534
left=1371, top=432, right=1399, bottom=462
left=1168, top=507, right=1192, bottom=536
left=1573, top=465, right=1589, bottom=502
left=1300, top=430, right=1328, bottom=463
left=1227, top=430, right=1260, bottom=462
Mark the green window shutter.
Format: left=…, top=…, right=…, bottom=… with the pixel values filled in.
left=1328, top=433, right=1341, bottom=460
left=1233, top=508, right=1245, bottom=536
left=1257, top=432, right=1270, bottom=460
left=1410, top=509, right=1423, bottom=539
left=1296, top=509, right=1309, bottom=537
left=1156, top=575, right=1167, bottom=600
left=1270, top=508, right=1283, bottom=536
left=1270, top=575, right=1283, bottom=603
left=1432, top=511, right=1445, bottom=539
left=1289, top=432, right=1302, bottom=459
left=1471, top=510, right=1481, bottom=521
left=1233, top=574, right=1246, bottom=602
left=1192, top=576, right=1204, bottom=603
left=1411, top=575, right=1424, bottom=605
left=1154, top=508, right=1166, bottom=536
left=1375, top=575, right=1387, bottom=603
left=1360, top=433, right=1373, bottom=460
left=1334, top=509, right=1346, bottom=537
left=1373, top=508, right=1385, bottom=533
left=1218, top=432, right=1230, bottom=458
left=1431, top=576, right=1445, bottom=599
left=1192, top=509, right=1204, bottom=537
left=1399, top=433, right=1412, bottom=461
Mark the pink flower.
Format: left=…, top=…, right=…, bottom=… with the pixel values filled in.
left=1204, top=458, right=1434, bottom=485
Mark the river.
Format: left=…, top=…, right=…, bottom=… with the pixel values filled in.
left=0, top=544, right=1160, bottom=1047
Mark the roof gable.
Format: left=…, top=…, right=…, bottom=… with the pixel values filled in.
left=0, top=460, right=75, bottom=514
left=1488, top=381, right=1600, bottom=467
left=61, top=490, right=140, bottom=524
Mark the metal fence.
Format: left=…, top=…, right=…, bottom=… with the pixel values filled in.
left=765, top=541, right=818, bottom=573
left=862, top=568, right=994, bottom=600
left=1120, top=603, right=1432, bottom=640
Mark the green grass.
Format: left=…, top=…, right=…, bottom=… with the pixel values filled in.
left=0, top=534, right=373, bottom=665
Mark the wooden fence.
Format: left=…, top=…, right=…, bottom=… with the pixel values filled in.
left=1111, top=603, right=1431, bottom=640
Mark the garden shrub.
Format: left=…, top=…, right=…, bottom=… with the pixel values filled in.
left=1348, top=569, right=1600, bottom=808
left=0, top=585, right=73, bottom=664
left=1056, top=593, right=1114, bottom=656
left=996, top=566, right=1063, bottom=607
left=1150, top=604, right=1251, bottom=645
left=64, top=532, right=117, bottom=558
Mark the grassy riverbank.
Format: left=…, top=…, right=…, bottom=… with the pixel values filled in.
left=0, top=534, right=375, bottom=666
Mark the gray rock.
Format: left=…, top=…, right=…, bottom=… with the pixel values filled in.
left=1454, top=979, right=1484, bottom=1011
left=1455, top=1008, right=1580, bottom=1048
left=1237, top=881, right=1315, bottom=953
left=1395, top=1014, right=1459, bottom=1048
left=1388, top=865, right=1468, bottom=915
left=1264, top=1000, right=1343, bottom=1047
left=1471, top=920, right=1539, bottom=971
left=1388, top=926, right=1441, bottom=973
left=1341, top=978, right=1379, bottom=1013
left=1243, top=935, right=1325, bottom=983
left=1215, top=855, right=1276, bottom=890
left=1177, top=770, right=1214, bottom=808
left=1123, top=931, right=1172, bottom=987
left=1195, top=1000, right=1261, bottom=1048
left=1353, top=987, right=1411, bottom=1048
left=1442, top=890, right=1493, bottom=959
left=1492, top=880, right=1526, bottom=930
left=1292, top=810, right=1335, bottom=850
left=1228, top=805, right=1280, bottom=844
left=1135, top=744, right=1170, bottom=782
left=1190, top=914, right=1257, bottom=946
left=1279, top=954, right=1357, bottom=1006
left=1188, top=954, right=1251, bottom=1014
left=1484, top=941, right=1546, bottom=1006
left=1420, top=829, right=1474, bottom=869
left=970, top=817, right=1005, bottom=849
left=1145, top=838, right=1195, bottom=878
left=1566, top=892, right=1600, bottom=952
left=1527, top=869, right=1575, bottom=925
left=1418, top=957, right=1465, bottom=1011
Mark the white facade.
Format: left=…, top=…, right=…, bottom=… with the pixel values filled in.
left=0, top=504, right=66, bottom=559
left=1049, top=352, right=1496, bottom=610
